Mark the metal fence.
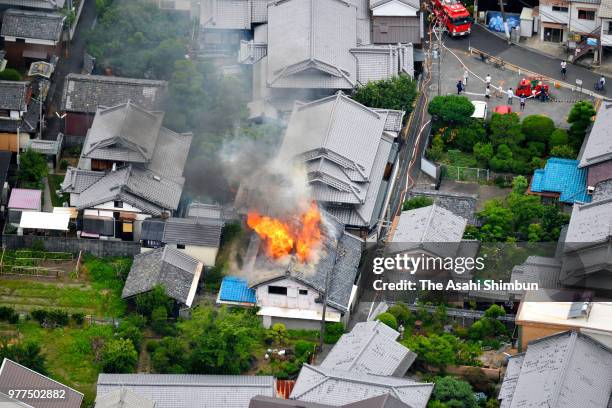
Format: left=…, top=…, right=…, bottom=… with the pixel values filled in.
left=440, top=164, right=490, bottom=182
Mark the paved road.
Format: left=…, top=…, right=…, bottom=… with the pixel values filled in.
left=446, top=24, right=609, bottom=98
left=44, top=0, right=97, bottom=140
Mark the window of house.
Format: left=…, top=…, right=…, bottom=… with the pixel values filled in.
left=299, top=289, right=308, bottom=295
left=552, top=6, right=568, bottom=12
left=608, top=21, right=612, bottom=34
left=113, top=200, right=123, bottom=208
left=578, top=9, right=595, bottom=20
left=177, top=244, right=186, bottom=249
left=268, top=286, right=288, bottom=295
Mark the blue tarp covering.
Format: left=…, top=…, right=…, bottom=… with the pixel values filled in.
left=218, top=276, right=257, bottom=304
left=487, top=11, right=520, bottom=32
left=530, top=158, right=591, bottom=203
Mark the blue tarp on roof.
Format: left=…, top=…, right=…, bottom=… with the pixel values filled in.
left=530, top=158, right=591, bottom=203
left=218, top=276, right=256, bottom=304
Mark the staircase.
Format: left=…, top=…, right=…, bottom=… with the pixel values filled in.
left=572, top=27, right=601, bottom=64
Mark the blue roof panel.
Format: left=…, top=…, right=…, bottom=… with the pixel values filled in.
left=219, top=276, right=257, bottom=304
left=529, top=158, right=591, bottom=204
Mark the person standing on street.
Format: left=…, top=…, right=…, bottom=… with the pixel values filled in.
left=485, top=85, right=491, bottom=99
left=463, top=69, right=469, bottom=87
left=507, top=88, right=514, bottom=104
left=561, top=60, right=567, bottom=79
left=520, top=95, right=526, bottom=111
left=457, top=80, right=463, bottom=95
left=485, top=74, right=492, bottom=87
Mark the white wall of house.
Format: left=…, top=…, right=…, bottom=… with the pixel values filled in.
left=569, top=3, right=600, bottom=34
left=372, top=0, right=418, bottom=16
left=601, top=18, right=612, bottom=45
left=165, top=244, right=218, bottom=267
left=255, top=277, right=343, bottom=328
left=93, top=201, right=143, bottom=213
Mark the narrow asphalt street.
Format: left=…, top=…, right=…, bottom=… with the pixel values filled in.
left=446, top=24, right=609, bottom=98
left=44, top=0, right=97, bottom=140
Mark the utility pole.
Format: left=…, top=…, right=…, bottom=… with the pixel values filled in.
left=498, top=0, right=511, bottom=44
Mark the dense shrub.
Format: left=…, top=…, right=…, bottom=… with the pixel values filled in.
left=550, top=144, right=576, bottom=159
left=71, top=312, right=85, bottom=326
left=549, top=128, right=569, bottom=148
left=387, top=303, right=412, bottom=325
left=0, top=306, right=19, bottom=324
left=403, top=196, right=433, bottom=211
left=30, top=309, right=68, bottom=327
left=101, top=338, right=138, bottom=373
left=324, top=322, right=344, bottom=344
left=428, top=95, right=475, bottom=126
left=454, top=120, right=487, bottom=151
left=294, top=340, right=316, bottom=360
left=521, top=115, right=555, bottom=144
left=0, top=68, right=21, bottom=81
left=353, top=73, right=417, bottom=114
left=376, top=312, right=398, bottom=330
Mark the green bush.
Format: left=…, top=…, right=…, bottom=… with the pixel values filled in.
left=428, top=95, right=475, bottom=126
left=0, top=68, right=21, bottom=81
left=48, top=310, right=69, bottom=326
left=324, top=322, right=344, bottom=344
left=549, top=128, right=569, bottom=148
left=117, top=315, right=145, bottom=348
left=0, top=306, right=18, bottom=323
left=521, top=115, right=555, bottom=144
left=402, top=196, right=433, bottom=211
left=387, top=303, right=412, bottom=325
left=549, top=144, right=576, bottom=159
left=427, top=134, right=445, bottom=162
left=294, top=340, right=316, bottom=359
left=489, top=144, right=513, bottom=172
left=59, top=159, right=69, bottom=171
left=270, top=323, right=288, bottom=346
left=376, top=312, right=398, bottom=330
left=151, top=306, right=170, bottom=336
left=101, top=338, right=138, bottom=373
left=146, top=340, right=158, bottom=353
left=71, top=312, right=85, bottom=325
left=527, top=141, right=546, bottom=157
left=473, top=142, right=494, bottom=165
left=30, top=309, right=48, bottom=325
left=353, top=73, right=417, bottom=114
left=454, top=120, right=487, bottom=151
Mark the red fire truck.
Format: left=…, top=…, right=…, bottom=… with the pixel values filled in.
left=433, top=0, right=473, bottom=37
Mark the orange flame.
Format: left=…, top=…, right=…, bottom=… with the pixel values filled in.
left=247, top=202, right=322, bottom=263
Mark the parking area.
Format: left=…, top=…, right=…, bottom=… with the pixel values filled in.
left=433, top=46, right=597, bottom=127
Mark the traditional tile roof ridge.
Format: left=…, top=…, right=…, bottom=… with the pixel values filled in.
left=564, top=197, right=612, bottom=243
left=291, top=364, right=434, bottom=408
left=60, top=167, right=106, bottom=193
left=1, top=8, right=64, bottom=41
left=392, top=204, right=467, bottom=243
left=94, top=387, right=156, bottom=408
left=499, top=331, right=612, bottom=408
left=369, top=0, right=420, bottom=8
left=62, top=73, right=167, bottom=113
left=579, top=102, right=612, bottom=168
left=320, top=320, right=416, bottom=376
left=83, top=101, right=164, bottom=162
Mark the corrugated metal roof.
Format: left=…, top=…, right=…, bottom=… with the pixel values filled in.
left=530, top=158, right=591, bottom=203
left=219, top=276, right=257, bottom=304
left=0, top=359, right=83, bottom=408
left=97, top=374, right=275, bottom=408
left=8, top=188, right=41, bottom=210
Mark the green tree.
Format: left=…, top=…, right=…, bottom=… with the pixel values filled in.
left=0, top=339, right=47, bottom=375
left=454, top=120, right=486, bottom=151
left=270, top=323, right=289, bottom=346
left=403, top=196, right=433, bottom=211
left=473, top=142, right=494, bottom=165
left=376, top=312, right=398, bottom=330
left=428, top=95, right=475, bottom=126
left=0, top=68, right=21, bottom=81
left=431, top=376, right=478, bottom=408
left=511, top=175, right=529, bottom=194
left=549, top=144, right=576, bottom=159
left=489, top=144, right=513, bottom=173
left=567, top=101, right=596, bottom=149
left=489, top=113, right=523, bottom=148
left=387, top=303, right=412, bottom=325
left=117, top=314, right=145, bottom=348
left=151, top=337, right=189, bottom=374
left=484, top=304, right=506, bottom=319
left=428, top=134, right=445, bottom=162
left=18, top=149, right=48, bottom=189
left=151, top=306, right=170, bottom=336
left=477, top=199, right=514, bottom=242
left=549, top=128, right=569, bottom=148
left=135, top=285, right=173, bottom=320
left=521, top=115, right=555, bottom=144
left=352, top=74, right=417, bottom=113
left=101, top=338, right=138, bottom=373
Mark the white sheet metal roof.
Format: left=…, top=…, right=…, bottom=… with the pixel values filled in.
left=19, top=211, right=70, bottom=230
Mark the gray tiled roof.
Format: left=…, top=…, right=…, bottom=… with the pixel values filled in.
left=1, top=9, right=64, bottom=41
left=122, top=246, right=202, bottom=306
left=95, top=387, right=155, bottom=408
left=201, top=0, right=252, bottom=29
left=250, top=395, right=411, bottom=408
left=62, top=74, right=167, bottom=113
left=250, top=214, right=363, bottom=312
left=498, top=353, right=524, bottom=408
left=0, top=81, right=28, bottom=111
left=164, top=217, right=223, bottom=247
left=0, top=358, right=83, bottom=408
left=291, top=364, right=433, bottom=408
left=97, top=374, right=275, bottom=408
left=391, top=204, right=467, bottom=258
left=498, top=331, right=612, bottom=408
left=266, top=0, right=357, bottom=89
left=0, top=0, right=65, bottom=9
left=82, top=102, right=164, bottom=163
left=186, top=202, right=224, bottom=220
left=509, top=256, right=561, bottom=298
left=579, top=102, right=612, bottom=168
left=406, top=189, right=478, bottom=225
left=279, top=92, right=402, bottom=228
left=60, top=167, right=106, bottom=193
left=321, top=321, right=416, bottom=376
left=564, top=198, right=612, bottom=243
left=0, top=392, right=33, bottom=407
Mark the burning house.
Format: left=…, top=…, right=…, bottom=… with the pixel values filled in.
left=273, top=91, right=404, bottom=238
left=220, top=208, right=363, bottom=330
